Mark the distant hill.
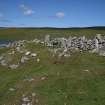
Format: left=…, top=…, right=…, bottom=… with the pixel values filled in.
left=1, top=26, right=105, bottom=30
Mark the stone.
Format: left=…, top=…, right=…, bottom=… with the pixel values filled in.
left=9, top=88, right=15, bottom=91
left=64, top=54, right=70, bottom=57
left=21, top=56, right=29, bottom=63
left=37, top=58, right=40, bottom=62
left=31, top=53, right=37, bottom=57
left=89, top=49, right=98, bottom=53
left=8, top=50, right=15, bottom=55
left=22, top=104, right=27, bottom=105
left=23, top=78, right=34, bottom=82
left=16, top=47, right=20, bottom=52
left=22, top=97, right=30, bottom=102
left=45, top=35, right=50, bottom=42
left=83, top=70, right=89, bottom=72
left=35, top=99, right=39, bottom=103
left=0, top=60, right=7, bottom=66
left=32, top=92, right=36, bottom=97
left=0, top=56, right=3, bottom=61
left=63, top=48, right=68, bottom=53
left=58, top=53, right=64, bottom=57
left=33, top=39, right=40, bottom=44
left=28, top=78, right=35, bottom=82
left=94, top=38, right=99, bottom=50
left=60, top=38, right=67, bottom=49
left=41, top=76, right=46, bottom=80
left=45, top=35, right=51, bottom=46
left=67, top=36, right=72, bottom=48
left=99, top=51, right=105, bottom=56
left=9, top=64, right=19, bottom=69
left=25, top=51, right=31, bottom=56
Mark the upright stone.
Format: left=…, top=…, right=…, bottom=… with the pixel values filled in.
left=45, top=35, right=51, bottom=46
left=67, top=36, right=72, bottom=48
left=96, top=34, right=102, bottom=48
left=60, top=38, right=67, bottom=49
left=95, top=37, right=99, bottom=51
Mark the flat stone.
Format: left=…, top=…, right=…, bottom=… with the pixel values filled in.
left=9, top=64, right=19, bottom=69
left=35, top=99, right=39, bottom=103
left=22, top=97, right=30, bottom=102
left=32, top=92, right=36, bottom=97
left=0, top=60, right=7, bottom=66
left=41, top=76, right=46, bottom=80
left=31, top=53, right=37, bottom=57
left=64, top=54, right=70, bottom=57
left=25, top=51, right=31, bottom=56
left=21, top=56, right=29, bottom=63
left=37, top=58, right=40, bottom=62
left=9, top=88, right=15, bottom=91
left=83, top=70, right=89, bottom=72
left=0, top=56, right=3, bottom=60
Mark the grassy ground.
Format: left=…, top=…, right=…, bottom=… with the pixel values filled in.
left=0, top=27, right=105, bottom=40
left=0, top=28, right=105, bottom=105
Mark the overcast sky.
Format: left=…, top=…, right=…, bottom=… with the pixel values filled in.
left=0, top=0, right=105, bottom=27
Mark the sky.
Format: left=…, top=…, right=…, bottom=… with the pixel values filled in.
left=0, top=0, right=105, bottom=27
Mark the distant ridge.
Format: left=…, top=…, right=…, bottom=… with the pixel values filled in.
left=1, top=26, right=105, bottom=30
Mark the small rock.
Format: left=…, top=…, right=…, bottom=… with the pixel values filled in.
left=84, top=69, right=89, bottom=72
left=37, top=58, right=40, bottom=62
left=28, top=78, right=35, bottom=82
left=41, top=76, right=46, bottom=80
left=22, top=97, right=30, bottom=102
left=9, top=64, right=19, bottom=69
left=25, top=51, right=31, bottom=56
left=8, top=50, right=15, bottom=55
left=32, top=92, right=36, bottom=97
left=0, top=60, right=7, bottom=66
left=35, top=99, right=39, bottom=103
left=22, top=104, right=26, bottom=105
left=21, top=56, right=29, bottom=63
left=0, top=56, right=3, bottom=60
left=23, top=78, right=34, bottom=82
left=9, top=88, right=15, bottom=91
left=64, top=54, right=70, bottom=57
left=31, top=53, right=37, bottom=57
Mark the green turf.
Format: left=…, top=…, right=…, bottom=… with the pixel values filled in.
left=0, top=28, right=105, bottom=40
left=0, top=28, right=105, bottom=105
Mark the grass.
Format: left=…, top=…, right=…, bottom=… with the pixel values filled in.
left=0, top=27, right=105, bottom=40
left=0, top=28, right=105, bottom=104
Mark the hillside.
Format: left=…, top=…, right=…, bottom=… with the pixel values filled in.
left=0, top=27, right=105, bottom=40
left=0, top=27, right=105, bottom=105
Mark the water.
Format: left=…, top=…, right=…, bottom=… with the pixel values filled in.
left=0, top=40, right=14, bottom=47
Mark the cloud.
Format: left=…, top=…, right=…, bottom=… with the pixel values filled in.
left=24, top=9, right=34, bottom=15
left=56, top=12, right=65, bottom=18
left=20, top=4, right=35, bottom=15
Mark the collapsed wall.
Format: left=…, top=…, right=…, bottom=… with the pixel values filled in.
left=0, top=34, right=105, bottom=69
left=45, top=34, right=105, bottom=56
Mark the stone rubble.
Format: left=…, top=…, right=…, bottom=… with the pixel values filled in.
left=0, top=39, right=40, bottom=69
left=9, top=64, right=19, bottom=69
left=23, top=78, right=35, bottom=82
left=45, top=34, right=105, bottom=57
left=30, top=53, right=37, bottom=57
left=21, top=56, right=29, bottom=63
left=21, top=92, right=37, bottom=105
left=0, top=34, right=105, bottom=69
